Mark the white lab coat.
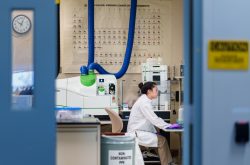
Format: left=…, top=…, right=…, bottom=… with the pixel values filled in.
left=126, top=94, right=171, bottom=147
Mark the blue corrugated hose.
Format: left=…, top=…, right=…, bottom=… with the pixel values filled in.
left=81, top=0, right=137, bottom=79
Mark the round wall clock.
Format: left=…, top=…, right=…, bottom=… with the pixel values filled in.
left=12, top=15, right=32, bottom=34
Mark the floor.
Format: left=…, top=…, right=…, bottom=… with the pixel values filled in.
left=144, top=152, right=181, bottom=165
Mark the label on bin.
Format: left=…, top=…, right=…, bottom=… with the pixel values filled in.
left=109, top=150, right=133, bottom=165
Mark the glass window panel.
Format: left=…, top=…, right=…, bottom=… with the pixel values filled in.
left=12, top=10, right=34, bottom=110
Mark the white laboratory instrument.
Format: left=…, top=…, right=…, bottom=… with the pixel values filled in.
left=141, top=61, right=170, bottom=110
left=56, top=75, right=118, bottom=117
left=141, top=63, right=168, bottom=82
left=178, top=105, right=184, bottom=123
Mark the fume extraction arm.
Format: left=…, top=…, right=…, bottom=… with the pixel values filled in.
left=80, top=0, right=137, bottom=85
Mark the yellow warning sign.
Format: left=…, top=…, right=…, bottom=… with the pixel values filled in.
left=55, top=0, right=60, bottom=4
left=208, top=40, right=249, bottom=70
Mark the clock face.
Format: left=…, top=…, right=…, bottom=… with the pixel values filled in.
left=12, top=15, right=31, bottom=34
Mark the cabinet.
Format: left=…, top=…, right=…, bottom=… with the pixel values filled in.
left=57, top=118, right=100, bottom=165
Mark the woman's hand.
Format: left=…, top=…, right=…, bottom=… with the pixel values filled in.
left=165, top=123, right=183, bottom=129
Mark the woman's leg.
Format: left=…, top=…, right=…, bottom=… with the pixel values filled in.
left=157, top=134, right=172, bottom=165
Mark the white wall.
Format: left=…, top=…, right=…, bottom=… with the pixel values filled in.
left=12, top=10, right=33, bottom=72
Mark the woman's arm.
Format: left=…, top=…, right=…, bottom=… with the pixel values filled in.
left=140, top=103, right=171, bottom=129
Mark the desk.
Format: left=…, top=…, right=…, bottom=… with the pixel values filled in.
left=162, top=128, right=183, bottom=164
left=57, top=117, right=101, bottom=165
left=100, top=120, right=112, bottom=125
left=162, top=128, right=183, bottom=132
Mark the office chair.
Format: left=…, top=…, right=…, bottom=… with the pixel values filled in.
left=104, top=108, right=125, bottom=135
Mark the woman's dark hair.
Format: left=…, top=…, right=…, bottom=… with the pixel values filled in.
left=138, top=81, right=157, bottom=94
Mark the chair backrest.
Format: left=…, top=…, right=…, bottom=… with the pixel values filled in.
left=105, top=108, right=123, bottom=133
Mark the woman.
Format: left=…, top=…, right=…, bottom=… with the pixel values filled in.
left=126, top=81, right=176, bottom=165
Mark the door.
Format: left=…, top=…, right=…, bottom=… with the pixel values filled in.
left=0, top=1, right=57, bottom=164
